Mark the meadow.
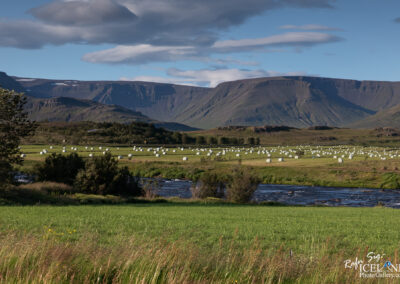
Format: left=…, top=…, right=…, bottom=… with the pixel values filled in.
left=1, top=204, right=400, bottom=283
left=5, top=143, right=400, bottom=282
left=18, top=144, right=400, bottom=189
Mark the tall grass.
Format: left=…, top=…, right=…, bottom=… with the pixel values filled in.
left=2, top=205, right=400, bottom=282
left=0, top=233, right=372, bottom=283
left=19, top=182, right=76, bottom=194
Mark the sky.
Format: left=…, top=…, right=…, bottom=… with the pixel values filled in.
left=0, top=0, right=399, bottom=87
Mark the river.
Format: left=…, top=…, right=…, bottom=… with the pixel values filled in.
left=152, top=179, right=400, bottom=208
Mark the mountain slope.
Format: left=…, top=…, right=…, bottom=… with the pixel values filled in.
left=0, top=72, right=25, bottom=92
left=10, top=72, right=400, bottom=129
left=348, top=104, right=400, bottom=129
left=16, top=78, right=209, bottom=122
left=25, top=96, right=154, bottom=123
left=0, top=73, right=198, bottom=131
left=24, top=97, right=198, bottom=131
left=296, top=76, right=400, bottom=112
left=175, top=77, right=375, bottom=128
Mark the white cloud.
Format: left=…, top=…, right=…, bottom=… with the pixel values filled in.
left=212, top=32, right=341, bottom=51
left=122, top=68, right=309, bottom=87
left=120, top=75, right=199, bottom=86
left=279, top=24, right=341, bottom=31
left=82, top=44, right=199, bottom=64
left=82, top=32, right=341, bottom=64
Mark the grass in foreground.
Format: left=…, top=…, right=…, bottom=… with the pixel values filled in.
left=1, top=204, right=400, bottom=283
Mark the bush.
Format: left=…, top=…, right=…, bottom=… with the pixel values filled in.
left=195, top=136, right=206, bottom=145
left=247, top=137, right=255, bottom=145
left=35, top=153, right=85, bottom=185
left=142, top=179, right=160, bottom=199
left=191, top=172, right=225, bottom=199
left=75, top=153, right=142, bottom=196
left=226, top=168, right=260, bottom=203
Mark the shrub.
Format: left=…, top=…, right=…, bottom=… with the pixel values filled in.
left=75, top=153, right=142, bottom=196
left=191, top=172, right=225, bottom=199
left=142, top=179, right=160, bottom=199
left=35, top=153, right=85, bottom=185
left=247, top=137, right=255, bottom=145
left=206, top=136, right=218, bottom=145
left=226, top=168, right=260, bottom=203
left=195, top=136, right=206, bottom=145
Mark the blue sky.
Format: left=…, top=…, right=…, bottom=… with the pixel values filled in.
left=0, top=0, right=399, bottom=86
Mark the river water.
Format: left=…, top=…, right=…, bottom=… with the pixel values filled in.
left=153, top=179, right=400, bottom=208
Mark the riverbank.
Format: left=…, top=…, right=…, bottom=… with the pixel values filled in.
left=3, top=180, right=400, bottom=208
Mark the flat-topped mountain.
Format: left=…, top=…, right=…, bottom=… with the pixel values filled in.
left=175, top=76, right=377, bottom=128
left=3, top=71, right=400, bottom=129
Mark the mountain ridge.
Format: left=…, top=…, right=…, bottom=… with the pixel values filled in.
left=4, top=71, right=400, bottom=129
left=0, top=72, right=198, bottom=131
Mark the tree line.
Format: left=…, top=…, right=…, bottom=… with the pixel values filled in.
left=27, top=121, right=261, bottom=146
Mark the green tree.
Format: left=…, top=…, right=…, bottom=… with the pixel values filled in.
left=75, top=153, right=142, bottom=196
left=247, top=137, right=255, bottom=145
left=0, top=88, right=36, bottom=184
left=218, top=137, right=229, bottom=145
left=206, top=136, right=218, bottom=145
left=181, top=133, right=188, bottom=144
left=195, top=136, right=206, bottom=145
left=35, top=153, right=85, bottom=185
left=172, top=131, right=182, bottom=144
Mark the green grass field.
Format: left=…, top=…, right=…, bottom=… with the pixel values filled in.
left=1, top=204, right=399, bottom=283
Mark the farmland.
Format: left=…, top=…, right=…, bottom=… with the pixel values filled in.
left=1, top=204, right=400, bottom=283
left=18, top=144, right=400, bottom=189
